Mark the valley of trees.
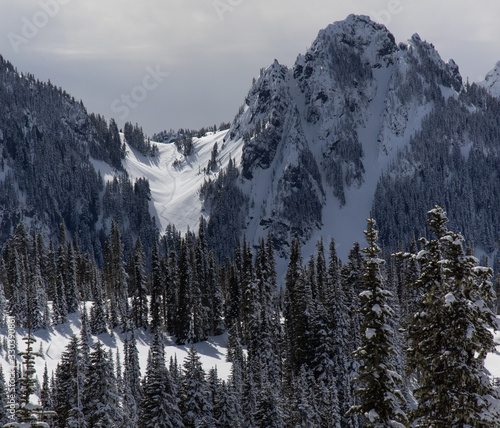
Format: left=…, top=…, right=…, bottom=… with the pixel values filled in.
left=1, top=206, right=499, bottom=427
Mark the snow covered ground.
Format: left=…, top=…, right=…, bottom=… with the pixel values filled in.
left=2, top=311, right=500, bottom=403
left=0, top=305, right=233, bottom=399
left=122, top=130, right=244, bottom=235
left=486, top=329, right=500, bottom=380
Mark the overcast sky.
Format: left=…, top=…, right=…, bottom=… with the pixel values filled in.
left=1, top=0, right=499, bottom=135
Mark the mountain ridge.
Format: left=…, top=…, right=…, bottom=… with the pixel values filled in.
left=0, top=14, right=499, bottom=265
left=200, top=14, right=499, bottom=263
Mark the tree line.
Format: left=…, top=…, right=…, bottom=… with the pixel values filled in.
left=1, top=206, right=499, bottom=426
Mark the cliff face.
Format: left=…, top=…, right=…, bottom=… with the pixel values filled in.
left=205, top=14, right=499, bottom=261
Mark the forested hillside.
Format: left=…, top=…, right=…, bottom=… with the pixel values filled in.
left=1, top=13, right=500, bottom=428
left=1, top=206, right=499, bottom=426
left=0, top=54, right=157, bottom=263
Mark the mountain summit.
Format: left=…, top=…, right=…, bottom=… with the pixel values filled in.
left=0, top=15, right=499, bottom=265
left=480, top=60, right=500, bottom=97
left=199, top=14, right=500, bottom=261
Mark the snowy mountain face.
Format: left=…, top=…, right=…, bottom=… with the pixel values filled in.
left=204, top=13, right=497, bottom=262
left=0, top=14, right=499, bottom=266
left=480, top=61, right=500, bottom=98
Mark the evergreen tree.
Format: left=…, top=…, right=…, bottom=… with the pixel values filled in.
left=115, top=350, right=123, bottom=398
left=84, top=341, right=123, bottom=427
left=130, top=237, right=149, bottom=329
left=286, top=265, right=316, bottom=377
left=80, top=305, right=91, bottom=367
left=103, top=221, right=128, bottom=329
left=191, top=244, right=208, bottom=343
left=8, top=248, right=28, bottom=327
left=165, top=250, right=178, bottom=336
left=54, top=336, right=86, bottom=428
left=123, top=331, right=144, bottom=427
left=55, top=222, right=70, bottom=323
left=40, top=363, right=52, bottom=421
left=150, top=239, right=163, bottom=331
left=90, top=279, right=107, bottom=336
left=283, top=238, right=304, bottom=376
left=316, top=379, right=341, bottom=428
left=223, top=260, right=240, bottom=331
left=179, top=346, right=214, bottom=427
left=253, top=375, right=284, bottom=428
left=348, top=216, right=407, bottom=427
left=175, top=239, right=192, bottom=344
left=138, top=331, right=183, bottom=428
left=404, top=206, right=500, bottom=427
left=288, top=366, right=320, bottom=428
left=26, top=245, right=47, bottom=330
left=226, top=356, right=244, bottom=428
left=0, top=366, right=9, bottom=426
left=16, top=325, right=55, bottom=427
left=193, top=218, right=210, bottom=341
left=340, top=241, right=363, bottom=427
left=208, top=251, right=225, bottom=336
left=65, top=244, right=80, bottom=314
left=53, top=267, right=68, bottom=326
left=241, top=368, right=257, bottom=428
left=45, top=240, right=58, bottom=302
left=239, top=237, right=256, bottom=345
left=213, top=380, right=237, bottom=428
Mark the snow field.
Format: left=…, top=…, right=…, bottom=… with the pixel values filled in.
left=0, top=304, right=233, bottom=403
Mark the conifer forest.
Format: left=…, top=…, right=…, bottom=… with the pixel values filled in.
left=1, top=206, right=500, bottom=427
left=1, top=12, right=500, bottom=428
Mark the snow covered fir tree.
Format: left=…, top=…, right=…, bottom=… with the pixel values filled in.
left=1, top=205, right=499, bottom=427
left=1, top=12, right=500, bottom=428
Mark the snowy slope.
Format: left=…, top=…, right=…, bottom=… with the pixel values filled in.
left=115, top=15, right=469, bottom=269
left=3, top=310, right=500, bottom=404
left=122, top=130, right=244, bottom=234
left=0, top=306, right=233, bottom=403
left=219, top=16, right=452, bottom=264
left=479, top=61, right=500, bottom=98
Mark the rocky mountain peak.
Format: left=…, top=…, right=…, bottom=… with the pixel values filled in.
left=317, top=14, right=398, bottom=68
left=479, top=60, right=500, bottom=97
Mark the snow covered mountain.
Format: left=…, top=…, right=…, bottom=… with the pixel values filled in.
left=122, top=130, right=243, bottom=235
left=0, top=56, right=157, bottom=262
left=480, top=60, right=500, bottom=97
left=171, top=14, right=499, bottom=263
left=1, top=14, right=499, bottom=267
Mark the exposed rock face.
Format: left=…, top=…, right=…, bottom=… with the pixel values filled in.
left=206, top=14, right=500, bottom=260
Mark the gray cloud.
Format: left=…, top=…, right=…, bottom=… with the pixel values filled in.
left=1, top=0, right=499, bottom=135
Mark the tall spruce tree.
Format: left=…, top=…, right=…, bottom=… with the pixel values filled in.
left=90, top=279, right=107, bottom=336
left=84, top=341, right=123, bottom=427
left=138, top=331, right=183, bottom=428
left=103, top=221, right=128, bottom=329
left=16, top=325, right=55, bottom=427
left=179, top=346, right=214, bottom=427
left=150, top=239, right=163, bottom=331
left=175, top=239, right=192, bottom=344
left=130, top=237, right=149, bottom=329
left=65, top=244, right=80, bottom=314
left=348, top=216, right=407, bottom=427
left=404, top=206, right=500, bottom=427
left=54, top=336, right=86, bottom=428
left=122, top=331, right=144, bottom=428
left=40, top=364, right=52, bottom=422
